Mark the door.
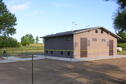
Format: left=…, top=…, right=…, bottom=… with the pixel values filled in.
left=80, top=38, right=88, bottom=57
left=109, top=40, right=114, bottom=56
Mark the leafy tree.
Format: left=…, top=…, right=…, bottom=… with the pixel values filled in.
left=114, top=10, right=126, bottom=33
left=0, top=0, right=17, bottom=36
left=116, top=0, right=126, bottom=9
left=0, top=36, right=20, bottom=48
left=21, top=34, right=35, bottom=46
left=105, top=0, right=126, bottom=9
left=35, top=36, right=39, bottom=44
left=21, top=36, right=29, bottom=46
left=106, top=0, right=126, bottom=33
left=117, top=0, right=126, bottom=9
left=117, top=32, right=126, bottom=43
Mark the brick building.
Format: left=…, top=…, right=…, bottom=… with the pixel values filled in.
left=42, top=27, right=119, bottom=58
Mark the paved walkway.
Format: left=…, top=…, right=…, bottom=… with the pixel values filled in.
left=0, top=55, right=45, bottom=63
left=0, top=55, right=126, bottom=63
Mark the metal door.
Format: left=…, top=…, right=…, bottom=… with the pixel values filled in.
left=109, top=40, right=114, bottom=56
left=80, top=38, right=88, bottom=57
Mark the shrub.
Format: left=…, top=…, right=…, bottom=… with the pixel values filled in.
left=0, top=36, right=20, bottom=48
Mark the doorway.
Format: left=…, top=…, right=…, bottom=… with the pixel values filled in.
left=109, top=40, right=114, bottom=56
left=80, top=38, right=88, bottom=57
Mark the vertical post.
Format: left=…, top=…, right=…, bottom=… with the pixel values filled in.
left=3, top=49, right=7, bottom=58
left=32, top=54, right=34, bottom=84
left=72, top=21, right=74, bottom=30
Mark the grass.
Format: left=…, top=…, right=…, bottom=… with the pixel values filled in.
left=0, top=43, right=44, bottom=56
left=117, top=43, right=126, bottom=55
left=118, top=49, right=126, bottom=55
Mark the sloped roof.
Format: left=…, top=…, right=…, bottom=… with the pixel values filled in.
left=42, top=27, right=120, bottom=38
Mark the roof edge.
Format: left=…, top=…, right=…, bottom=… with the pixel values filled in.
left=40, top=26, right=121, bottom=39
left=74, top=27, right=120, bottom=39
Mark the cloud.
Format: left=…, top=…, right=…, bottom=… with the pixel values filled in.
left=10, top=2, right=30, bottom=12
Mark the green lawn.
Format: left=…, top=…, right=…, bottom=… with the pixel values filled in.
left=117, top=43, right=126, bottom=55
left=118, top=49, right=126, bottom=55
left=0, top=43, right=44, bottom=56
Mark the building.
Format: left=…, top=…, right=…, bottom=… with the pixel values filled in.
left=42, top=27, right=120, bottom=59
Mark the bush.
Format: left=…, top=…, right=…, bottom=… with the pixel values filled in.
left=118, top=43, right=126, bottom=49
left=0, top=36, right=20, bottom=48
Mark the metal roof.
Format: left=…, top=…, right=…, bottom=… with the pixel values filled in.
left=41, top=27, right=120, bottom=38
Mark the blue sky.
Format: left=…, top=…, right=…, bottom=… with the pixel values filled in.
left=4, top=0, right=119, bottom=42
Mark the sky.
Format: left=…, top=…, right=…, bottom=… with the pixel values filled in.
left=3, top=0, right=119, bottom=42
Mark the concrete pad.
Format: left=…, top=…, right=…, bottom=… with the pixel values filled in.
left=37, top=55, right=126, bottom=62
left=0, top=55, right=126, bottom=63
left=0, top=56, right=45, bottom=63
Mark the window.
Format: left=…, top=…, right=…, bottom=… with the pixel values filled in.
left=95, top=29, right=98, bottom=33
left=67, top=51, right=70, bottom=56
left=107, top=32, right=109, bottom=34
left=101, top=30, right=103, bottom=34
left=51, top=51, right=53, bottom=54
left=92, top=38, right=97, bottom=41
left=60, top=51, right=63, bottom=55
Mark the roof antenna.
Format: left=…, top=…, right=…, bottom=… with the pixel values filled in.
left=72, top=21, right=78, bottom=30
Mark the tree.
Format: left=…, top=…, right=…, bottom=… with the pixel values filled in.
left=35, top=36, right=39, bottom=44
left=116, top=0, right=126, bottom=9
left=106, top=0, right=126, bottom=33
left=0, top=36, right=20, bottom=48
left=21, top=34, right=34, bottom=46
left=106, top=0, right=126, bottom=9
left=117, top=32, right=126, bottom=43
left=114, top=10, right=126, bottom=33
left=0, top=0, right=17, bottom=36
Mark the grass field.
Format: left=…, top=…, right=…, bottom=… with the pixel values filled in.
left=0, top=43, right=44, bottom=57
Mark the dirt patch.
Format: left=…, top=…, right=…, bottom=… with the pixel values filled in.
left=0, top=58, right=126, bottom=84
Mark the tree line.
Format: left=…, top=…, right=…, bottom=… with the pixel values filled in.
left=0, top=0, right=40, bottom=48
left=0, top=33, right=40, bottom=48
left=21, top=34, right=39, bottom=46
